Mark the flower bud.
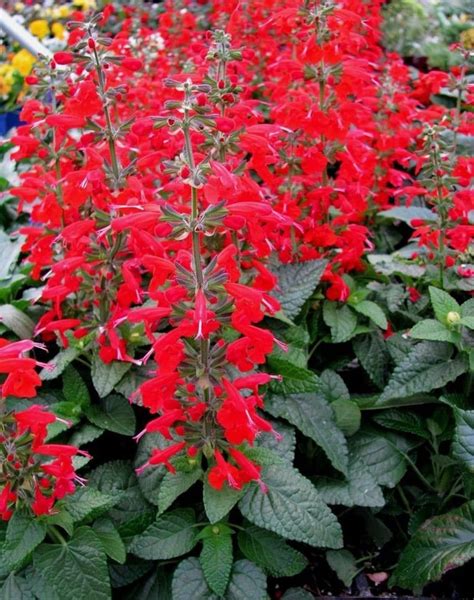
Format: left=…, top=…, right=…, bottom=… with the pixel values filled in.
left=446, top=311, right=461, bottom=325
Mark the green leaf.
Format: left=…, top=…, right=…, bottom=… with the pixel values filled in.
left=314, top=453, right=385, bottom=508
left=40, top=348, right=80, bottom=381
left=69, top=423, right=104, bottom=447
left=461, top=316, right=474, bottom=329
left=353, top=333, right=389, bottom=390
left=42, top=510, right=75, bottom=537
left=410, top=319, right=455, bottom=342
left=0, top=574, right=34, bottom=600
left=266, top=392, right=348, bottom=475
left=33, top=527, right=110, bottom=600
left=452, top=408, right=474, bottom=472
left=319, top=369, right=349, bottom=403
left=158, top=468, right=202, bottom=515
left=429, top=286, right=460, bottom=324
left=323, top=302, right=358, bottom=343
left=93, top=518, right=126, bottom=564
left=272, top=259, right=327, bottom=319
left=0, top=304, right=35, bottom=338
left=268, top=358, right=319, bottom=394
left=379, top=342, right=467, bottom=404
left=391, top=501, right=474, bottom=590
left=239, top=465, right=342, bottom=548
left=109, top=560, right=153, bottom=590
left=63, top=367, right=90, bottom=408
left=129, top=509, right=197, bottom=560
left=352, top=300, right=387, bottom=329
left=326, top=549, right=358, bottom=587
left=85, top=394, right=136, bottom=436
left=331, top=399, right=361, bottom=436
left=172, top=558, right=217, bottom=600
left=1, top=512, right=46, bottom=572
left=64, top=487, right=119, bottom=524
left=200, top=530, right=233, bottom=596
left=350, top=430, right=411, bottom=488
left=379, top=206, right=437, bottom=224
left=373, top=409, right=430, bottom=439
left=0, top=233, right=22, bottom=280
left=226, top=560, right=267, bottom=600
left=124, top=567, right=171, bottom=599
left=368, top=253, right=425, bottom=278
left=203, top=480, right=244, bottom=524
left=237, top=525, right=307, bottom=577
left=257, top=421, right=296, bottom=463
left=88, top=460, right=151, bottom=526
left=91, top=356, right=131, bottom=398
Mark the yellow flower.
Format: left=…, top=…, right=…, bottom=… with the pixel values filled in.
left=29, top=19, right=50, bottom=40
left=73, top=0, right=96, bottom=9
left=11, top=49, right=35, bottom=76
left=0, top=64, right=15, bottom=97
left=14, top=2, right=24, bottom=11
left=460, top=28, right=474, bottom=50
left=51, top=22, right=65, bottom=40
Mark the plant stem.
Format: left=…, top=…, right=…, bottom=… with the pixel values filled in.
left=47, top=525, right=67, bottom=546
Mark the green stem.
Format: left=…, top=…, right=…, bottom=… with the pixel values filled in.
left=47, top=525, right=67, bottom=546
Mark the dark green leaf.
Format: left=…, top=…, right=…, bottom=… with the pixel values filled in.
left=272, top=259, right=327, bottom=319
left=85, top=394, right=136, bottom=436
left=452, top=408, right=474, bottom=472
left=1, top=512, right=46, bottom=573
left=203, top=480, right=243, bottom=524
left=239, top=465, right=342, bottom=548
left=238, top=525, right=307, bottom=577
left=171, top=558, right=217, bottom=600
left=391, top=501, right=474, bottom=590
left=93, top=518, right=126, bottom=564
left=33, top=527, right=111, bottom=600
left=158, top=468, right=202, bottom=515
left=91, top=356, right=131, bottom=398
left=129, top=509, right=197, bottom=560
left=323, top=302, right=358, bottom=343
left=226, top=560, right=267, bottom=600
left=353, top=333, right=389, bottom=389
left=200, top=530, right=233, bottom=596
left=326, top=549, right=358, bottom=587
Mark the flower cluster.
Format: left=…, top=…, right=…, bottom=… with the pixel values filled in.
left=0, top=340, right=83, bottom=520
left=5, top=0, right=474, bottom=501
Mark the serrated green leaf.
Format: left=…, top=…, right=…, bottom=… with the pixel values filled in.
left=373, top=409, right=430, bottom=439
left=85, top=394, right=136, bottom=436
left=410, top=319, right=455, bottom=342
left=323, top=302, right=358, bottom=343
left=461, top=316, right=474, bottom=329
left=129, top=509, right=197, bottom=560
left=268, top=358, right=319, bottom=394
left=88, top=460, right=151, bottom=527
left=62, top=367, right=90, bottom=408
left=158, top=468, right=202, bottom=515
left=391, top=501, right=474, bottom=590
left=226, top=559, right=267, bottom=600
left=1, top=512, right=46, bottom=573
left=172, top=558, right=218, bottom=600
left=124, top=566, right=171, bottom=600
left=352, top=300, right=388, bottom=329
left=42, top=510, right=74, bottom=537
left=134, top=434, right=172, bottom=505
left=314, top=453, right=385, bottom=508
left=452, top=408, right=474, bottom=472
left=40, top=348, right=80, bottom=381
left=239, top=465, right=342, bottom=548
left=91, top=356, right=131, bottom=398
left=266, top=392, right=348, bottom=475
left=93, top=518, right=126, bottom=564
left=109, top=560, right=153, bottom=590
left=379, top=206, right=437, bottom=224
left=64, top=487, right=119, bottom=524
left=272, top=259, right=327, bottom=319
left=0, top=304, right=35, bottom=338
left=429, top=286, right=460, bottom=324
left=237, top=525, right=307, bottom=577
left=257, top=421, right=296, bottom=463
left=203, top=481, right=244, bottom=524
left=379, top=342, right=467, bottom=404
left=326, top=549, right=358, bottom=587
left=33, top=527, right=111, bottom=600
left=319, top=369, right=349, bottom=403
left=353, top=333, right=389, bottom=390
left=0, top=573, right=34, bottom=600
left=69, top=423, right=104, bottom=447
left=349, top=430, right=411, bottom=488
left=200, top=532, right=233, bottom=596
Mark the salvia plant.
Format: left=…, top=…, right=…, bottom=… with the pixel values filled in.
left=0, top=0, right=473, bottom=599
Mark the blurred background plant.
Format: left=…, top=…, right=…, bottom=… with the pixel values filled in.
left=382, top=0, right=474, bottom=70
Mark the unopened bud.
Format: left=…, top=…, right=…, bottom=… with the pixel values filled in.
left=446, top=311, right=461, bottom=325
